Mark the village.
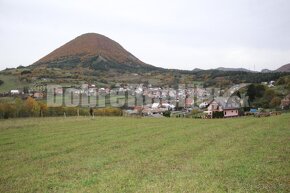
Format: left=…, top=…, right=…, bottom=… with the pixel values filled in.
left=1, top=80, right=289, bottom=119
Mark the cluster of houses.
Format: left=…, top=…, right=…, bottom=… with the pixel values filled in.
left=120, top=84, right=243, bottom=118
left=124, top=95, right=242, bottom=118
left=2, top=89, right=44, bottom=99
left=2, top=81, right=290, bottom=118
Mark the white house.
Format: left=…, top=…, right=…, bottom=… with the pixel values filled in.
left=10, top=90, right=20, bottom=95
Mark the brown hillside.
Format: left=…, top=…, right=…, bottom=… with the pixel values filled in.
left=275, top=63, right=290, bottom=72
left=33, top=33, right=150, bottom=67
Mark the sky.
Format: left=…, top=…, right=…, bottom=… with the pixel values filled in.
left=0, top=0, right=290, bottom=71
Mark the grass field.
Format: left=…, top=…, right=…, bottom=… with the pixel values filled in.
left=0, top=115, right=289, bottom=192
left=0, top=74, right=29, bottom=92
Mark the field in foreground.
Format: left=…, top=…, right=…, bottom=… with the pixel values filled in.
left=0, top=115, right=289, bottom=193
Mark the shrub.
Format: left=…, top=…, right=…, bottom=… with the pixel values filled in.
left=0, top=103, right=16, bottom=119
left=25, top=97, right=40, bottom=116
left=94, top=108, right=123, bottom=116
left=17, top=65, right=26, bottom=69
left=270, top=97, right=282, bottom=108
left=21, top=70, right=31, bottom=75
left=212, top=111, right=224, bottom=118
left=163, top=111, right=171, bottom=117
left=191, top=109, right=201, bottom=115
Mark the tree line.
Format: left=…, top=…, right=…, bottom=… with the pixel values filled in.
left=0, top=97, right=123, bottom=119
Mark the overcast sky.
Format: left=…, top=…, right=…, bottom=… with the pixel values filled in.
left=0, top=0, right=290, bottom=71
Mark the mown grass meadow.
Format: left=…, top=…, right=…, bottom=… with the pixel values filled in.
left=0, top=114, right=289, bottom=192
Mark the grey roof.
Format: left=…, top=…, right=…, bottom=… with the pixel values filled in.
left=210, top=97, right=240, bottom=109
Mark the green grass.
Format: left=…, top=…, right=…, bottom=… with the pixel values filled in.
left=0, top=74, right=29, bottom=92
left=0, top=115, right=289, bottom=192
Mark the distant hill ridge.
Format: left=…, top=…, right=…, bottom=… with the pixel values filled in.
left=30, top=32, right=289, bottom=73
left=192, top=65, right=290, bottom=73
left=275, top=63, right=290, bottom=72
left=215, top=67, right=253, bottom=72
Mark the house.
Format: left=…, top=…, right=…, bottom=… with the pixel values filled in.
left=262, top=81, right=275, bottom=88
left=151, top=102, right=175, bottom=110
left=269, top=80, right=275, bottom=86
left=140, top=98, right=174, bottom=116
left=204, top=97, right=240, bottom=118
left=185, top=98, right=193, bottom=108
left=10, top=90, right=20, bottom=95
left=141, top=107, right=167, bottom=116
left=33, top=92, right=44, bottom=99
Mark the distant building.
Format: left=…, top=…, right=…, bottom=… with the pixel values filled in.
left=33, top=92, right=44, bottom=99
left=10, top=90, right=20, bottom=95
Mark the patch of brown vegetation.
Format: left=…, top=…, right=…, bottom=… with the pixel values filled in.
left=33, top=33, right=148, bottom=67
